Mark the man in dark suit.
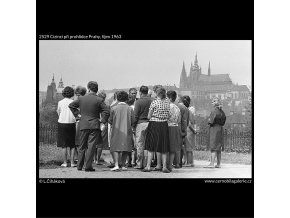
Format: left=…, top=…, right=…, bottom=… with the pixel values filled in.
left=69, top=81, right=110, bottom=171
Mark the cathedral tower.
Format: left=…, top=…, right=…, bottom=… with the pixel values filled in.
left=179, top=61, right=188, bottom=88
left=208, top=61, right=211, bottom=76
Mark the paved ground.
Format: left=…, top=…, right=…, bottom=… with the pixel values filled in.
left=39, top=160, right=251, bottom=178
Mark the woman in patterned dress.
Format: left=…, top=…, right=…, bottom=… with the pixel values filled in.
left=143, top=87, right=171, bottom=173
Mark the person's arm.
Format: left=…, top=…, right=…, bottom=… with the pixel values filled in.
left=133, top=101, right=140, bottom=128
left=208, top=111, right=216, bottom=127
left=177, top=109, right=181, bottom=125
left=68, top=99, right=80, bottom=118
left=108, top=108, right=113, bottom=125
left=147, top=101, right=155, bottom=120
left=100, top=102, right=110, bottom=124
left=56, top=102, right=61, bottom=116
left=130, top=107, right=135, bottom=127
left=180, top=108, right=187, bottom=137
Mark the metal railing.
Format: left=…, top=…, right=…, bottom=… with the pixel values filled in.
left=39, top=124, right=252, bottom=153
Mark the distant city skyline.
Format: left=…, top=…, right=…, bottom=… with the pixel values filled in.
left=39, top=40, right=251, bottom=91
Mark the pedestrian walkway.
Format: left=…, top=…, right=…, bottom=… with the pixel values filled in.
left=39, top=160, right=251, bottom=178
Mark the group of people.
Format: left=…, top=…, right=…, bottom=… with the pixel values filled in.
left=56, top=81, right=226, bottom=173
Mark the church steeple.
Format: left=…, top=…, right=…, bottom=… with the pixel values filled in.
left=52, top=74, right=55, bottom=82
left=58, top=75, right=64, bottom=88
left=179, top=61, right=188, bottom=88
left=208, top=61, right=211, bottom=76
left=194, top=52, right=198, bottom=66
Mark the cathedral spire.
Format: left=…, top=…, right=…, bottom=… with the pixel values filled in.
left=52, top=73, right=55, bottom=83
left=179, top=61, right=187, bottom=88
left=208, top=61, right=211, bottom=76
left=58, top=75, right=64, bottom=88
left=194, top=52, right=198, bottom=65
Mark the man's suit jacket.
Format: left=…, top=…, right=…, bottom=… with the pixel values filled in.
left=69, top=92, right=110, bottom=131
left=176, top=103, right=190, bottom=137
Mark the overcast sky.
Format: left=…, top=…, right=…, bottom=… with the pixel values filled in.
left=39, top=40, right=251, bottom=91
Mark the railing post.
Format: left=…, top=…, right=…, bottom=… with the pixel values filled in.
left=224, top=129, right=227, bottom=152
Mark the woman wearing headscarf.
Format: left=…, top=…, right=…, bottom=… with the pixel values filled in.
left=56, top=86, right=77, bottom=167
left=205, top=97, right=226, bottom=168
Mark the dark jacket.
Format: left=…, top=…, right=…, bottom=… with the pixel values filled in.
left=176, top=103, right=189, bottom=137
left=133, top=96, right=153, bottom=127
left=208, top=107, right=226, bottom=151
left=69, top=92, right=110, bottom=130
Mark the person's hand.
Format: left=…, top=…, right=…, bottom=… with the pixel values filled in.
left=100, top=123, right=105, bottom=131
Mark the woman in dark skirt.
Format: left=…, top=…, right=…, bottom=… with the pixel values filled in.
left=74, top=86, right=87, bottom=162
left=166, top=90, right=182, bottom=172
left=205, top=97, right=226, bottom=168
left=57, top=86, right=77, bottom=167
left=143, top=87, right=171, bottom=173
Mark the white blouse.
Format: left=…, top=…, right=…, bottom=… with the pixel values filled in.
left=57, top=98, right=76, bottom=124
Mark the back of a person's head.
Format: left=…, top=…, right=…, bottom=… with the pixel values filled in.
left=153, top=85, right=162, bottom=93
left=117, top=91, right=129, bottom=102
left=129, top=87, right=137, bottom=93
left=139, top=85, right=149, bottom=95
left=156, top=87, right=166, bottom=99
left=87, top=81, right=98, bottom=93
left=97, top=91, right=107, bottom=102
left=114, top=91, right=120, bottom=100
left=166, top=90, right=177, bottom=102
left=62, top=86, right=75, bottom=98
left=75, top=86, right=87, bottom=96
left=181, top=95, right=191, bottom=108
left=126, top=94, right=135, bottom=106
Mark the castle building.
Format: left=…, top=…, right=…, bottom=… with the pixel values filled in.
left=43, top=74, right=65, bottom=106
left=179, top=53, right=250, bottom=101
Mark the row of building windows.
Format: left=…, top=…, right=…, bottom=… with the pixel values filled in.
left=191, top=92, right=249, bottom=100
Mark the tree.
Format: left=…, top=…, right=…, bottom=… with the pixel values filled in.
left=39, top=103, right=58, bottom=126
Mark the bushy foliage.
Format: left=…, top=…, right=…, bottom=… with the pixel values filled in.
left=39, top=104, right=58, bottom=126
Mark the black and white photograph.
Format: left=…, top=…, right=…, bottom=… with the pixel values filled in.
left=38, top=40, right=252, bottom=178
left=34, top=1, right=255, bottom=218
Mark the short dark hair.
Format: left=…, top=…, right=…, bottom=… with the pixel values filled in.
left=117, top=91, right=129, bottom=102
left=113, top=91, right=120, bottom=100
left=153, top=85, right=162, bottom=93
left=139, top=85, right=149, bottom=94
left=126, top=94, right=135, bottom=106
left=181, top=95, right=191, bottom=108
left=75, top=86, right=87, bottom=96
left=62, top=86, right=75, bottom=98
left=156, top=87, right=166, bottom=99
left=129, top=88, right=137, bottom=93
left=87, top=81, right=98, bottom=93
left=166, top=90, right=177, bottom=102
left=97, top=91, right=107, bottom=101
